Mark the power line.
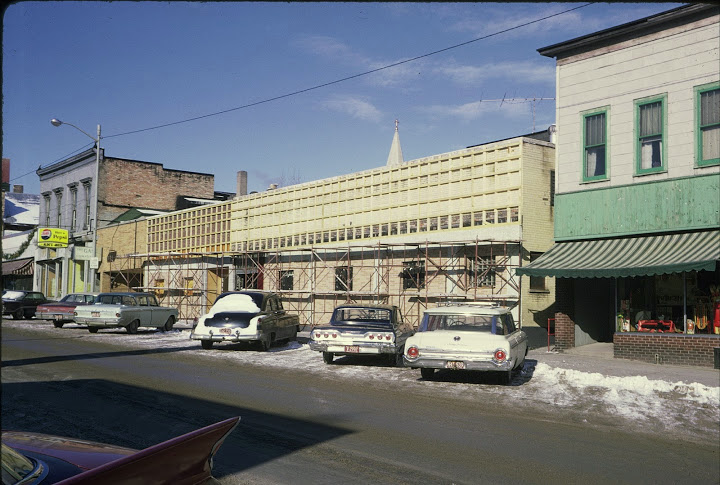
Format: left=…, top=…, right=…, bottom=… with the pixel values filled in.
left=104, top=3, right=593, bottom=140
left=10, top=142, right=94, bottom=183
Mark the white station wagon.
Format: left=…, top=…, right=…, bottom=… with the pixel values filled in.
left=403, top=303, right=528, bottom=384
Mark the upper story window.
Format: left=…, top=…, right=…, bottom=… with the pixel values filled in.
left=54, top=189, right=63, bottom=228
left=696, top=82, right=720, bottom=167
left=69, top=185, right=78, bottom=232
left=43, top=194, right=51, bottom=227
left=635, top=94, right=667, bottom=175
left=83, top=182, right=92, bottom=230
left=582, top=109, right=608, bottom=181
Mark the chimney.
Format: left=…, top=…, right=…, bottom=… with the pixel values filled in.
left=236, top=171, right=248, bottom=196
left=548, top=124, right=557, bottom=144
left=12, top=185, right=24, bottom=194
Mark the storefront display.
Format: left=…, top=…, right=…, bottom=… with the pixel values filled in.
left=615, top=270, right=719, bottom=335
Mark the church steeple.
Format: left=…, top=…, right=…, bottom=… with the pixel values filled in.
left=385, top=119, right=404, bottom=167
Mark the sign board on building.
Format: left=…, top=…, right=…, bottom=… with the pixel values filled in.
left=37, top=228, right=69, bottom=248
left=89, top=257, right=100, bottom=269
left=74, top=246, right=94, bottom=260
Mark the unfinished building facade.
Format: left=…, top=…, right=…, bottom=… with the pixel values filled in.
left=101, top=133, right=557, bottom=344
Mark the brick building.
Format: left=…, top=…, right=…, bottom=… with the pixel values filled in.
left=35, top=148, right=217, bottom=298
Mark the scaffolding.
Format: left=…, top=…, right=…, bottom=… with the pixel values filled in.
left=107, top=238, right=522, bottom=329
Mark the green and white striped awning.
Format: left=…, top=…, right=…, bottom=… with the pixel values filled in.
left=516, top=230, right=720, bottom=278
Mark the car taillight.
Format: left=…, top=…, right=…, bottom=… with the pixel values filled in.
left=369, top=334, right=375, bottom=340
left=494, top=349, right=507, bottom=362
left=406, top=346, right=419, bottom=358
left=313, top=332, right=322, bottom=339
left=116, top=313, right=121, bottom=318
left=74, top=311, right=78, bottom=316
left=385, top=334, right=392, bottom=341
left=332, top=333, right=338, bottom=338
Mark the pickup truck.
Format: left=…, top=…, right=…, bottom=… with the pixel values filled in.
left=191, top=291, right=300, bottom=351
left=73, top=292, right=178, bottom=334
left=309, top=304, right=413, bottom=366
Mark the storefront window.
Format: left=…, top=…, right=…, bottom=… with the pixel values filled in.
left=615, top=270, right=720, bottom=335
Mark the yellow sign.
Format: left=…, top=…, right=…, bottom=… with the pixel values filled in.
left=38, top=227, right=69, bottom=248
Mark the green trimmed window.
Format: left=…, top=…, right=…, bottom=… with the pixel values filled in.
left=583, top=110, right=608, bottom=181
left=635, top=95, right=667, bottom=174
left=696, top=83, right=720, bottom=166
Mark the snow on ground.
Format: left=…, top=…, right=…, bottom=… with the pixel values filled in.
left=4, top=320, right=719, bottom=443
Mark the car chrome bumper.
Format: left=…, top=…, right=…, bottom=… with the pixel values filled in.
left=190, top=330, right=262, bottom=342
left=36, top=312, right=74, bottom=321
left=75, top=317, right=123, bottom=327
left=403, top=356, right=512, bottom=371
left=309, top=341, right=396, bottom=354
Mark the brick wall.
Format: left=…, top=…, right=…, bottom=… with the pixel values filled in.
left=554, top=278, right=575, bottom=351
left=100, top=158, right=214, bottom=213
left=614, top=333, right=720, bottom=367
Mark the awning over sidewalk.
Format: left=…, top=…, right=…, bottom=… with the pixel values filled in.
left=516, top=230, right=720, bottom=278
left=1, top=258, right=34, bottom=276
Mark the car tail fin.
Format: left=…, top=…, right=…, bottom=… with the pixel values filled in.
left=56, top=416, right=240, bottom=485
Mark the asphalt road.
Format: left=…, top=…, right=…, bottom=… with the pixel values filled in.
left=2, top=322, right=719, bottom=484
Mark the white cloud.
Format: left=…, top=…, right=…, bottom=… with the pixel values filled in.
left=436, top=60, right=555, bottom=86
left=322, top=95, right=382, bottom=122
left=422, top=98, right=531, bottom=122
left=293, top=34, right=424, bottom=88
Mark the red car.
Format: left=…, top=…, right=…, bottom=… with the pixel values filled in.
left=35, top=293, right=98, bottom=328
left=1, top=416, right=239, bottom=484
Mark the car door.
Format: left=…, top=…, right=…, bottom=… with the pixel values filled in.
left=273, top=297, right=294, bottom=338
left=134, top=295, right=152, bottom=326
left=263, top=296, right=281, bottom=337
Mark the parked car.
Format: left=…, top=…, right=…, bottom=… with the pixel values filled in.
left=191, top=291, right=299, bottom=351
left=2, top=290, right=47, bottom=320
left=309, top=304, right=413, bottom=366
left=1, top=416, right=239, bottom=484
left=35, top=293, right=99, bottom=327
left=403, top=303, right=528, bottom=384
left=73, top=292, right=178, bottom=334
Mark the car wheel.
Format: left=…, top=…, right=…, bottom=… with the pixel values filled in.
left=322, top=352, right=334, bottom=364
left=390, top=352, right=404, bottom=367
left=126, top=320, right=140, bottom=334
left=501, top=369, right=513, bottom=385
left=258, top=334, right=272, bottom=352
left=420, top=368, right=435, bottom=380
left=88, top=327, right=99, bottom=333
left=163, top=316, right=175, bottom=332
left=53, top=321, right=64, bottom=328
left=13, top=309, right=24, bottom=320
left=201, top=340, right=213, bottom=350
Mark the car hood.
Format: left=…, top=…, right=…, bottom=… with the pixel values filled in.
left=3, top=416, right=239, bottom=484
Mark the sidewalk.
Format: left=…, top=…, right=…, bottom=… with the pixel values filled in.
left=531, top=343, right=720, bottom=388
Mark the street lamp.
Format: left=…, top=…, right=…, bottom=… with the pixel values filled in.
left=51, top=118, right=102, bottom=292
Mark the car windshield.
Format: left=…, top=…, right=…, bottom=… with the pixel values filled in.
left=2, top=291, right=24, bottom=301
left=419, top=313, right=505, bottom=334
left=332, top=308, right=392, bottom=326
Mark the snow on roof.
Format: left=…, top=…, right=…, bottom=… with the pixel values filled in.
left=3, top=193, right=40, bottom=225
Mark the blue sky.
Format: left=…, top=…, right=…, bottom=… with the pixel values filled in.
left=3, top=2, right=682, bottom=195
